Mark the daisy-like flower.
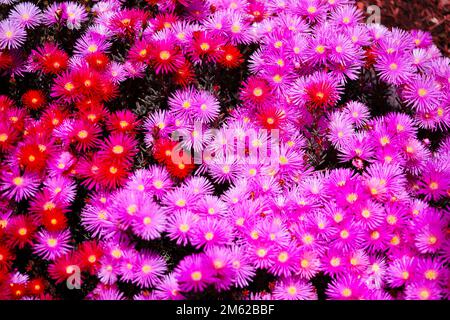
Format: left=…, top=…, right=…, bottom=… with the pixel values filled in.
left=329, top=4, right=363, bottom=29
left=354, top=200, right=384, bottom=230
left=295, top=249, right=321, bottom=279
left=417, top=160, right=449, bottom=201
left=226, top=12, right=253, bottom=45
left=97, top=133, right=138, bottom=165
left=190, top=218, right=233, bottom=249
left=364, top=163, right=406, bottom=201
left=404, top=282, right=441, bottom=300
left=188, top=31, right=224, bottom=64
left=111, top=189, right=153, bottom=229
left=88, top=286, right=126, bottom=301
left=64, top=2, right=88, bottom=30
left=344, top=101, right=370, bottom=127
left=192, top=90, right=221, bottom=122
left=10, top=2, right=42, bottom=29
left=81, top=202, right=114, bottom=239
left=240, top=76, right=273, bottom=107
left=175, top=254, right=214, bottom=292
left=272, top=277, right=317, bottom=300
left=375, top=53, right=414, bottom=85
left=403, top=76, right=443, bottom=113
left=21, top=89, right=46, bottom=110
left=153, top=273, right=185, bottom=300
left=0, top=169, right=39, bottom=201
left=150, top=39, right=184, bottom=74
left=0, top=19, right=27, bottom=49
left=67, top=120, right=102, bottom=152
left=326, top=274, right=366, bottom=300
left=327, top=111, right=354, bottom=148
left=43, top=175, right=77, bottom=205
left=364, top=256, right=387, bottom=289
left=416, top=258, right=444, bottom=284
left=48, top=253, right=81, bottom=284
left=414, top=224, right=444, bottom=254
left=0, top=244, right=14, bottom=272
left=338, top=132, right=375, bottom=165
left=166, top=209, right=197, bottom=246
left=131, top=202, right=167, bottom=240
left=168, top=87, right=198, bottom=120
left=290, top=71, right=343, bottom=112
left=219, top=44, right=243, bottom=68
left=30, top=43, right=69, bottom=75
left=76, top=240, right=103, bottom=275
left=5, top=215, right=37, bottom=249
left=204, top=246, right=236, bottom=291
left=386, top=256, right=416, bottom=287
left=268, top=244, right=301, bottom=277
left=132, top=251, right=167, bottom=288
left=194, top=195, right=227, bottom=218
left=331, top=220, right=364, bottom=252
left=106, top=110, right=140, bottom=134
left=33, top=229, right=72, bottom=261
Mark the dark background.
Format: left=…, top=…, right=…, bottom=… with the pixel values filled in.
left=359, top=0, right=449, bottom=55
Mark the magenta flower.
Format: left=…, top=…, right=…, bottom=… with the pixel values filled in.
left=33, top=229, right=72, bottom=261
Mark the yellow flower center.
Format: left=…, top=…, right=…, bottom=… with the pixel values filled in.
left=253, top=87, right=263, bottom=97
left=191, top=271, right=202, bottom=281
left=13, top=177, right=23, bottom=186
left=418, top=88, right=428, bottom=97
left=112, top=145, right=124, bottom=154
left=278, top=252, right=289, bottom=263
left=204, top=232, right=214, bottom=241
left=159, top=50, right=171, bottom=60
left=179, top=223, right=189, bottom=232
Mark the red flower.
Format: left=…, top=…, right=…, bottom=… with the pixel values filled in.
left=78, top=101, right=108, bottom=124
left=189, top=31, right=224, bottom=64
left=97, top=133, right=138, bottom=165
left=76, top=241, right=104, bottom=274
left=96, top=159, right=130, bottom=190
left=34, top=43, right=69, bottom=74
left=29, top=192, right=68, bottom=231
left=0, top=245, right=14, bottom=272
left=219, top=44, right=244, bottom=68
left=106, top=110, right=140, bottom=134
left=76, top=155, right=103, bottom=191
left=128, top=40, right=152, bottom=63
left=166, top=160, right=195, bottom=180
left=152, top=12, right=178, bottom=31
left=173, top=60, right=196, bottom=86
left=241, top=76, right=273, bottom=107
left=150, top=40, right=184, bottom=74
left=247, top=2, right=267, bottom=23
left=41, top=105, right=69, bottom=129
left=22, top=90, right=46, bottom=110
left=48, top=253, right=81, bottom=284
left=27, top=278, right=46, bottom=296
left=16, top=142, right=49, bottom=172
left=69, top=120, right=102, bottom=152
left=85, top=52, right=110, bottom=71
left=41, top=210, right=68, bottom=231
left=257, top=106, right=287, bottom=130
left=0, top=51, right=13, bottom=70
left=153, top=138, right=178, bottom=164
left=9, top=283, right=27, bottom=300
left=5, top=215, right=37, bottom=249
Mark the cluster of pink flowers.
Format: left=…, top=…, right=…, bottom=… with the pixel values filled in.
left=0, top=0, right=448, bottom=300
